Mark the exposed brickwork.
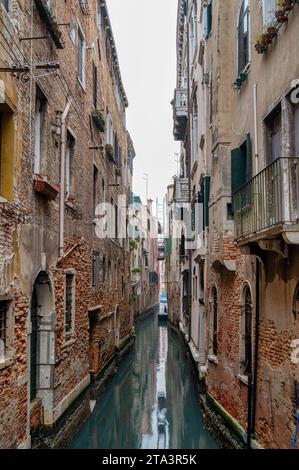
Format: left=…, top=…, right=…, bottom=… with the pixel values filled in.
left=0, top=0, right=134, bottom=448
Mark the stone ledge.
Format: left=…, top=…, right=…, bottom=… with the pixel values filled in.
left=44, top=374, right=90, bottom=426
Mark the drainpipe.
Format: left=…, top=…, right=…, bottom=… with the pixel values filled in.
left=59, top=97, right=72, bottom=258
left=247, top=257, right=260, bottom=449
left=253, top=84, right=259, bottom=175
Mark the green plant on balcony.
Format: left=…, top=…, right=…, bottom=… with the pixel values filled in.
left=35, top=0, right=64, bottom=49
left=129, top=239, right=139, bottom=250
left=105, top=144, right=115, bottom=162
left=255, top=24, right=278, bottom=54
left=233, top=68, right=249, bottom=90
left=115, top=167, right=122, bottom=177
left=132, top=267, right=141, bottom=274
left=130, top=292, right=137, bottom=303
left=91, top=110, right=106, bottom=132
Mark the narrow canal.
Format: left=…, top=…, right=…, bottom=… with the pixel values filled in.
left=70, top=313, right=219, bottom=449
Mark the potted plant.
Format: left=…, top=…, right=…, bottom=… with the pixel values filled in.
left=115, top=167, right=122, bottom=177
left=105, top=144, right=115, bottom=162
left=129, top=239, right=139, bottom=250
left=91, top=110, right=106, bottom=132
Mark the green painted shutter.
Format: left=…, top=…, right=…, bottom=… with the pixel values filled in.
left=204, top=176, right=211, bottom=228
left=246, top=133, right=253, bottom=183
left=231, top=147, right=246, bottom=195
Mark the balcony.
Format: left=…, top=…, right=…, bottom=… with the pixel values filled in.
left=35, top=0, right=64, bottom=49
left=173, top=88, right=188, bottom=141
left=174, top=177, right=190, bottom=203
left=233, top=158, right=299, bottom=247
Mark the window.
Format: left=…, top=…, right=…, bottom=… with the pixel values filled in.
left=121, top=275, right=125, bottom=299
left=34, top=90, right=47, bottom=174
left=78, top=22, right=86, bottom=87
left=192, top=97, right=199, bottom=164
left=65, top=272, right=75, bottom=334
left=263, top=0, right=277, bottom=27
left=265, top=108, right=282, bottom=164
left=204, top=0, right=212, bottom=39
left=106, top=110, right=113, bottom=145
left=1, top=0, right=9, bottom=12
left=0, top=301, right=7, bottom=360
left=93, top=165, right=99, bottom=216
left=66, top=131, right=75, bottom=199
left=240, top=286, right=253, bottom=377
left=211, top=286, right=218, bottom=357
left=237, top=0, right=250, bottom=75
left=231, top=134, right=253, bottom=195
left=70, top=18, right=76, bottom=44
left=0, top=299, right=13, bottom=363
left=0, top=106, right=14, bottom=200
left=93, top=62, right=98, bottom=109
left=92, top=251, right=100, bottom=292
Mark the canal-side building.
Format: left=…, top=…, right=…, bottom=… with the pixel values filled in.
left=0, top=0, right=134, bottom=448
left=130, top=196, right=159, bottom=319
left=168, top=0, right=299, bottom=449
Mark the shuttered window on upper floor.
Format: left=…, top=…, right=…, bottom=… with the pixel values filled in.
left=231, top=134, right=253, bottom=197
left=0, top=105, right=14, bottom=201
left=204, top=0, right=212, bottom=39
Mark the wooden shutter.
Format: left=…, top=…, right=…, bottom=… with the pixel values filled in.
left=246, top=133, right=253, bottom=183
left=204, top=176, right=211, bottom=228
left=93, top=63, right=98, bottom=109
left=231, top=147, right=246, bottom=195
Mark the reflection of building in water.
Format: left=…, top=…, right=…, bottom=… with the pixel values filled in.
left=156, top=326, right=169, bottom=449
left=132, top=317, right=157, bottom=442
left=166, top=331, right=185, bottom=449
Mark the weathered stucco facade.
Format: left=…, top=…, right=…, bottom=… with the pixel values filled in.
left=167, top=0, right=299, bottom=449
left=0, top=0, right=134, bottom=448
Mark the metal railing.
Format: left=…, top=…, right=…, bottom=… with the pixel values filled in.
left=233, top=158, right=299, bottom=240
left=174, top=88, right=188, bottom=112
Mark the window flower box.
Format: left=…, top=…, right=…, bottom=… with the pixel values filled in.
left=34, top=0, right=64, bottom=49
left=105, top=144, right=115, bottom=163
left=91, top=110, right=106, bottom=132
left=255, top=25, right=278, bottom=54
left=34, top=176, right=58, bottom=200
left=255, top=0, right=299, bottom=54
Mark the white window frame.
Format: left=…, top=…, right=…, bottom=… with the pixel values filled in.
left=236, top=0, right=251, bottom=76
left=77, top=19, right=86, bottom=89
left=64, top=269, right=76, bottom=338
left=34, top=99, right=42, bottom=174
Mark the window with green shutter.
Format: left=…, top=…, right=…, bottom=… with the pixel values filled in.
left=231, top=134, right=252, bottom=195
left=204, top=176, right=211, bottom=229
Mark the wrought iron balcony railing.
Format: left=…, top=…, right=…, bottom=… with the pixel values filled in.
left=173, top=88, right=188, bottom=141
left=233, top=157, right=299, bottom=242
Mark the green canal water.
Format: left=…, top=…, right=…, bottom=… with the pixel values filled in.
left=70, top=313, right=219, bottom=449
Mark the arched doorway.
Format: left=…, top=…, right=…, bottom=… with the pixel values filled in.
left=30, top=272, right=56, bottom=409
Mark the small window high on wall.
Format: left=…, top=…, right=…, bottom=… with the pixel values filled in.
left=34, top=88, right=47, bottom=175
left=263, top=0, right=277, bottom=27
left=237, top=0, right=250, bottom=74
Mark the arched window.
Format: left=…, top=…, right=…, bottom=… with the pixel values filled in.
left=237, top=0, right=250, bottom=74
left=211, top=286, right=218, bottom=357
left=240, top=285, right=253, bottom=376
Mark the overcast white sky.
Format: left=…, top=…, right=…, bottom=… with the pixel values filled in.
left=107, top=0, right=179, bottom=210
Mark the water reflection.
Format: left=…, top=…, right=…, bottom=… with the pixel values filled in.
left=70, top=314, right=218, bottom=449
